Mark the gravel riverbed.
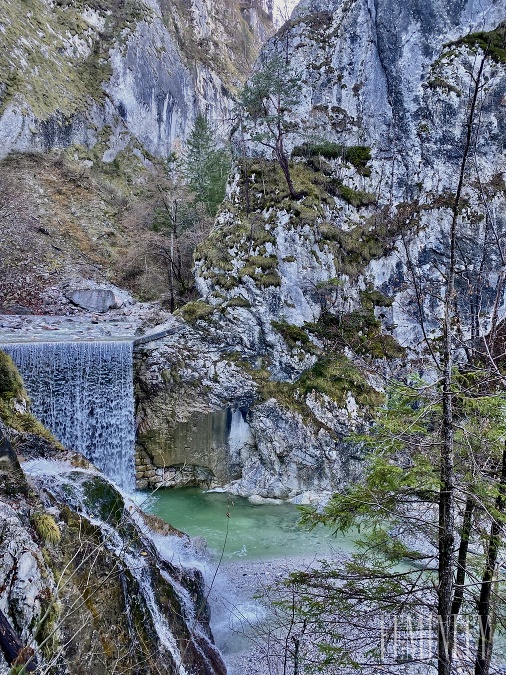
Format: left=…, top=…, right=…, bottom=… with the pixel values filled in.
left=210, top=554, right=339, bottom=675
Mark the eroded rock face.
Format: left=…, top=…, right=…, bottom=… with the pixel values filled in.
left=0, top=0, right=273, bottom=159
left=133, top=317, right=372, bottom=497
left=228, top=397, right=363, bottom=499
left=134, top=323, right=258, bottom=489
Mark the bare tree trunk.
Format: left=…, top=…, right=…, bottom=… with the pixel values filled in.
left=475, top=443, right=506, bottom=675
left=438, top=54, right=486, bottom=675
left=0, top=609, right=37, bottom=672
left=275, top=142, right=298, bottom=199
left=449, top=496, right=475, bottom=656
left=239, top=118, right=251, bottom=215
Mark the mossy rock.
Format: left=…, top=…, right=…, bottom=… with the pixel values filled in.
left=297, top=354, right=383, bottom=408
left=0, top=352, right=59, bottom=443
left=82, top=476, right=125, bottom=525
left=309, top=310, right=404, bottom=360
left=271, top=320, right=311, bottom=350
left=247, top=255, right=277, bottom=270
left=225, top=297, right=251, bottom=308
left=175, top=300, right=215, bottom=323
left=292, top=142, right=372, bottom=175
left=0, top=0, right=147, bottom=117
left=255, top=271, right=282, bottom=288
left=360, top=289, right=393, bottom=309
left=0, top=351, right=25, bottom=400
left=322, top=205, right=408, bottom=278
left=328, top=181, right=376, bottom=208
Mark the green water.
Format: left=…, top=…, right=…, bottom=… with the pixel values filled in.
left=141, top=487, right=356, bottom=561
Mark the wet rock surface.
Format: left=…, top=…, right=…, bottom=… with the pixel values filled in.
left=0, top=412, right=226, bottom=675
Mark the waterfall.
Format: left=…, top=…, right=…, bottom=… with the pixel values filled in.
left=1, top=341, right=135, bottom=490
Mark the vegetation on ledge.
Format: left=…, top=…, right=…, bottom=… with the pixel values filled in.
left=0, top=351, right=58, bottom=443
left=175, top=300, right=216, bottom=324
left=448, top=21, right=506, bottom=64
left=292, top=141, right=372, bottom=176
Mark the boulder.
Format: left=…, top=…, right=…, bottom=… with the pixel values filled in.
left=66, top=288, right=122, bottom=312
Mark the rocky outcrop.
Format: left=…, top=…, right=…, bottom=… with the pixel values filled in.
left=133, top=313, right=379, bottom=498
left=136, top=0, right=506, bottom=498
left=197, top=0, right=506, bottom=350
left=134, top=322, right=257, bottom=489
left=0, top=0, right=273, bottom=160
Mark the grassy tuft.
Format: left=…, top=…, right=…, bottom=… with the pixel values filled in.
left=175, top=300, right=215, bottom=323
left=271, top=320, right=311, bottom=349
left=32, top=512, right=61, bottom=544
left=225, top=297, right=251, bottom=308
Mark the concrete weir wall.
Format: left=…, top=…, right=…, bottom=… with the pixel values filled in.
left=135, top=407, right=254, bottom=490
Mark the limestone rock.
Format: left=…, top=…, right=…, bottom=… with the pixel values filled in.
left=66, top=288, right=122, bottom=312
left=0, top=0, right=273, bottom=160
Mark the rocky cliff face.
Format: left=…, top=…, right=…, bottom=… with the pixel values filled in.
left=199, top=0, right=506, bottom=348
left=135, top=0, right=506, bottom=498
left=0, top=0, right=273, bottom=159
left=0, top=0, right=273, bottom=314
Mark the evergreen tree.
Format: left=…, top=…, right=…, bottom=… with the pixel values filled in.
left=182, top=113, right=230, bottom=216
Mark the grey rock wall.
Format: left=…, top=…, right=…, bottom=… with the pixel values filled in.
left=0, top=0, right=273, bottom=160
left=197, top=0, right=506, bottom=352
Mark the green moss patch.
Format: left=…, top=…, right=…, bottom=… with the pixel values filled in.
left=298, top=355, right=383, bottom=409
left=175, top=300, right=215, bottom=323
left=225, top=297, right=251, bottom=308
left=329, top=182, right=376, bottom=208
left=448, top=22, right=506, bottom=64
left=309, top=311, right=404, bottom=360
left=321, top=206, right=405, bottom=277
left=253, top=352, right=382, bottom=422
left=82, top=476, right=125, bottom=524
left=0, top=350, right=58, bottom=442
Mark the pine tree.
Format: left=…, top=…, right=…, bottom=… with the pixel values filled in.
left=182, top=114, right=230, bottom=216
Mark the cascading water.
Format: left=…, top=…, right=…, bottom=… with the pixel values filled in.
left=1, top=340, right=135, bottom=490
